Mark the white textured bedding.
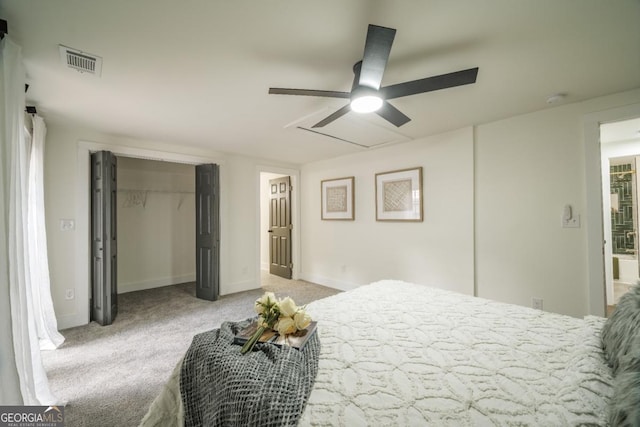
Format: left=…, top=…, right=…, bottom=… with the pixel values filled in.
left=141, top=280, right=613, bottom=426
left=299, top=280, right=612, bottom=425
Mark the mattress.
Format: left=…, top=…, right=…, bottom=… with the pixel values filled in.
left=140, top=280, right=613, bottom=426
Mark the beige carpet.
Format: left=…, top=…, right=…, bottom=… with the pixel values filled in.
left=42, top=274, right=340, bottom=427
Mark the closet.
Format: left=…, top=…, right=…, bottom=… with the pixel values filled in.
left=116, top=157, right=195, bottom=294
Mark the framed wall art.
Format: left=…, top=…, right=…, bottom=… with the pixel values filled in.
left=321, top=177, right=355, bottom=220
left=375, top=167, right=423, bottom=221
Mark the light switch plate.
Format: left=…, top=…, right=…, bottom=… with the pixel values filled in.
left=60, top=219, right=75, bottom=231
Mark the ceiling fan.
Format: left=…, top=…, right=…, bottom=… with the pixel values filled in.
left=269, top=24, right=479, bottom=128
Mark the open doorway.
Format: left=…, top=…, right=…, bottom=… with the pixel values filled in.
left=600, top=117, right=640, bottom=313
left=260, top=172, right=290, bottom=283
left=71, top=141, right=224, bottom=329
left=585, top=103, right=640, bottom=317
left=89, top=155, right=221, bottom=325
left=258, top=168, right=300, bottom=288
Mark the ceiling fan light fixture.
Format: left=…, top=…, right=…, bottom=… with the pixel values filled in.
left=351, top=95, right=383, bottom=113
left=350, top=86, right=383, bottom=113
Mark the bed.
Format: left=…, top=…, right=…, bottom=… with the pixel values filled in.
left=140, top=280, right=640, bottom=426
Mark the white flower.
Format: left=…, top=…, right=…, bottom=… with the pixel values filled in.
left=254, top=292, right=276, bottom=314
left=293, top=310, right=311, bottom=330
left=276, top=317, right=297, bottom=336
left=278, top=297, right=298, bottom=317
left=242, top=293, right=314, bottom=354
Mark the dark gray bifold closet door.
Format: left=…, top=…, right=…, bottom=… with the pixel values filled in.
left=195, top=164, right=220, bottom=301
left=90, top=150, right=118, bottom=326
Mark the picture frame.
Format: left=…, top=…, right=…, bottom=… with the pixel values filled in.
left=321, top=177, right=355, bottom=220
left=375, top=167, right=423, bottom=221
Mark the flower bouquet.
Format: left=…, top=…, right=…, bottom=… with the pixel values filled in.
left=240, top=292, right=312, bottom=354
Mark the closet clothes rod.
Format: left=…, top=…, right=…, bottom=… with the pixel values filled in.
left=117, top=188, right=195, bottom=194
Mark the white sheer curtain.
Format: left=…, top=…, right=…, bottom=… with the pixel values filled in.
left=27, top=114, right=65, bottom=351
left=0, top=36, right=60, bottom=405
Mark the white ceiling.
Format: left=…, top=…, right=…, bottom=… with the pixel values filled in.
left=1, top=1, right=639, bottom=165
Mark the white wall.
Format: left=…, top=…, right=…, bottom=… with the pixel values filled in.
left=43, top=122, right=297, bottom=329
left=476, top=89, right=640, bottom=318
left=300, top=89, right=640, bottom=319
left=117, top=158, right=195, bottom=293
left=300, top=127, right=475, bottom=295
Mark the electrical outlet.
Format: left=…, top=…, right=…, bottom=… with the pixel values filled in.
left=561, top=215, right=580, bottom=228
left=65, top=289, right=75, bottom=300
left=532, top=297, right=543, bottom=310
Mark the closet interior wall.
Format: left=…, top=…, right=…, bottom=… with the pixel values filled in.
left=116, top=157, right=196, bottom=294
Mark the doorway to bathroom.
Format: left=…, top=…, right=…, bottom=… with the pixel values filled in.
left=600, top=117, right=640, bottom=311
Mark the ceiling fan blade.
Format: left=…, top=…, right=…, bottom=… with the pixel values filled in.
left=268, top=88, right=351, bottom=98
left=376, top=101, right=411, bottom=127
left=381, top=67, right=479, bottom=100
left=359, top=24, right=396, bottom=90
left=312, top=104, right=351, bottom=128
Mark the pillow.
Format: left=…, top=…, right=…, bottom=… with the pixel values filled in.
left=601, top=284, right=640, bottom=374
left=608, top=347, right=640, bottom=426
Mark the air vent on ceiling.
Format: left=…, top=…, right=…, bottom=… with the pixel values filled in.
left=59, top=45, right=102, bottom=76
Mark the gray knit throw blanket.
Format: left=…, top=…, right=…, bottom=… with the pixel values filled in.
left=180, top=319, right=320, bottom=427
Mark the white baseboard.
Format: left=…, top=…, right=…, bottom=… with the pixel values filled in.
left=221, top=279, right=259, bottom=295
left=56, top=312, right=88, bottom=330
left=261, top=262, right=269, bottom=271
left=118, top=273, right=196, bottom=294
left=299, top=273, right=359, bottom=292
